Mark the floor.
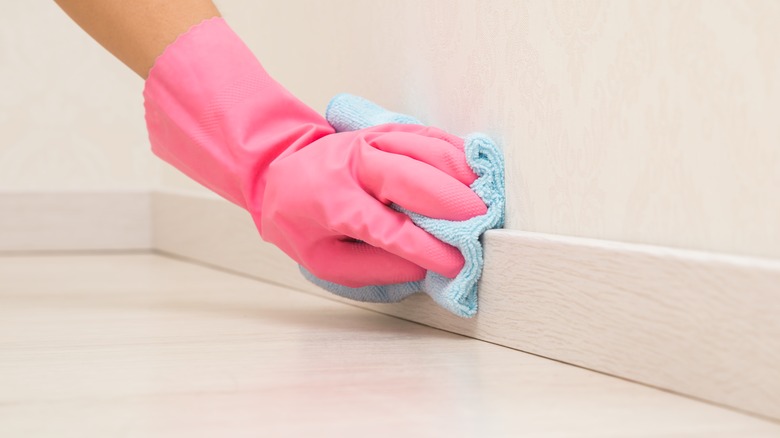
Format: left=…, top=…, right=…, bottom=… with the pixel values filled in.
left=1, top=253, right=778, bottom=437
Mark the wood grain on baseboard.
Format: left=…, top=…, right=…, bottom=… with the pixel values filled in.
left=150, top=190, right=780, bottom=421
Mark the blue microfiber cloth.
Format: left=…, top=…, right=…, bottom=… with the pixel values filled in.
left=300, top=93, right=505, bottom=318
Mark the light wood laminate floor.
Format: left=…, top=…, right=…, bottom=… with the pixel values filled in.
left=1, top=253, right=778, bottom=437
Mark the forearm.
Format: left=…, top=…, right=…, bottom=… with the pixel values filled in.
left=53, top=0, right=221, bottom=78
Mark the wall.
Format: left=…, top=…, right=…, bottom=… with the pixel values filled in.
left=0, top=2, right=157, bottom=191
left=52, top=0, right=777, bottom=261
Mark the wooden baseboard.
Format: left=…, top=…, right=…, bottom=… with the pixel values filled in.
left=0, top=190, right=151, bottom=251
left=150, top=189, right=780, bottom=421
left=8, top=189, right=776, bottom=419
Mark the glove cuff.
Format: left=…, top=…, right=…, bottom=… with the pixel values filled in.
left=143, top=17, right=333, bottom=209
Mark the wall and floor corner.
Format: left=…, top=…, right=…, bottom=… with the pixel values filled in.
left=2, top=0, right=779, bottom=423
left=0, top=2, right=156, bottom=250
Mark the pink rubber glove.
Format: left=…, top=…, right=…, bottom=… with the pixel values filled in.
left=143, top=17, right=486, bottom=287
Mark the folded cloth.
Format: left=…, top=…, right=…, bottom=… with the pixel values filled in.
left=300, top=94, right=505, bottom=318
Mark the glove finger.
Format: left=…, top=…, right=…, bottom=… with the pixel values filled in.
left=305, top=238, right=427, bottom=288
left=358, top=145, right=487, bottom=221
left=329, top=191, right=465, bottom=279
left=362, top=128, right=478, bottom=186
left=364, top=123, right=466, bottom=150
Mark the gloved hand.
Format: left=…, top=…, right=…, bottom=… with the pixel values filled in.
left=143, top=17, right=486, bottom=287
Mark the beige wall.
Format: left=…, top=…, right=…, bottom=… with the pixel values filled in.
left=8, top=1, right=778, bottom=260
left=0, top=2, right=157, bottom=191
left=190, top=0, right=779, bottom=259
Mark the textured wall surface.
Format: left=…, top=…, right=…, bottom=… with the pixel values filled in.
left=17, top=0, right=776, bottom=259
left=192, top=0, right=780, bottom=259
left=0, top=3, right=157, bottom=191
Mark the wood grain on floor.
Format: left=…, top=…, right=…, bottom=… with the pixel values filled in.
left=151, top=191, right=780, bottom=420
left=0, top=253, right=778, bottom=437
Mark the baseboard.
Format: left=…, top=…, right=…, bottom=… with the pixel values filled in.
left=151, top=189, right=780, bottom=421
left=0, top=190, right=151, bottom=251
left=151, top=189, right=316, bottom=292
left=8, top=188, right=778, bottom=419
